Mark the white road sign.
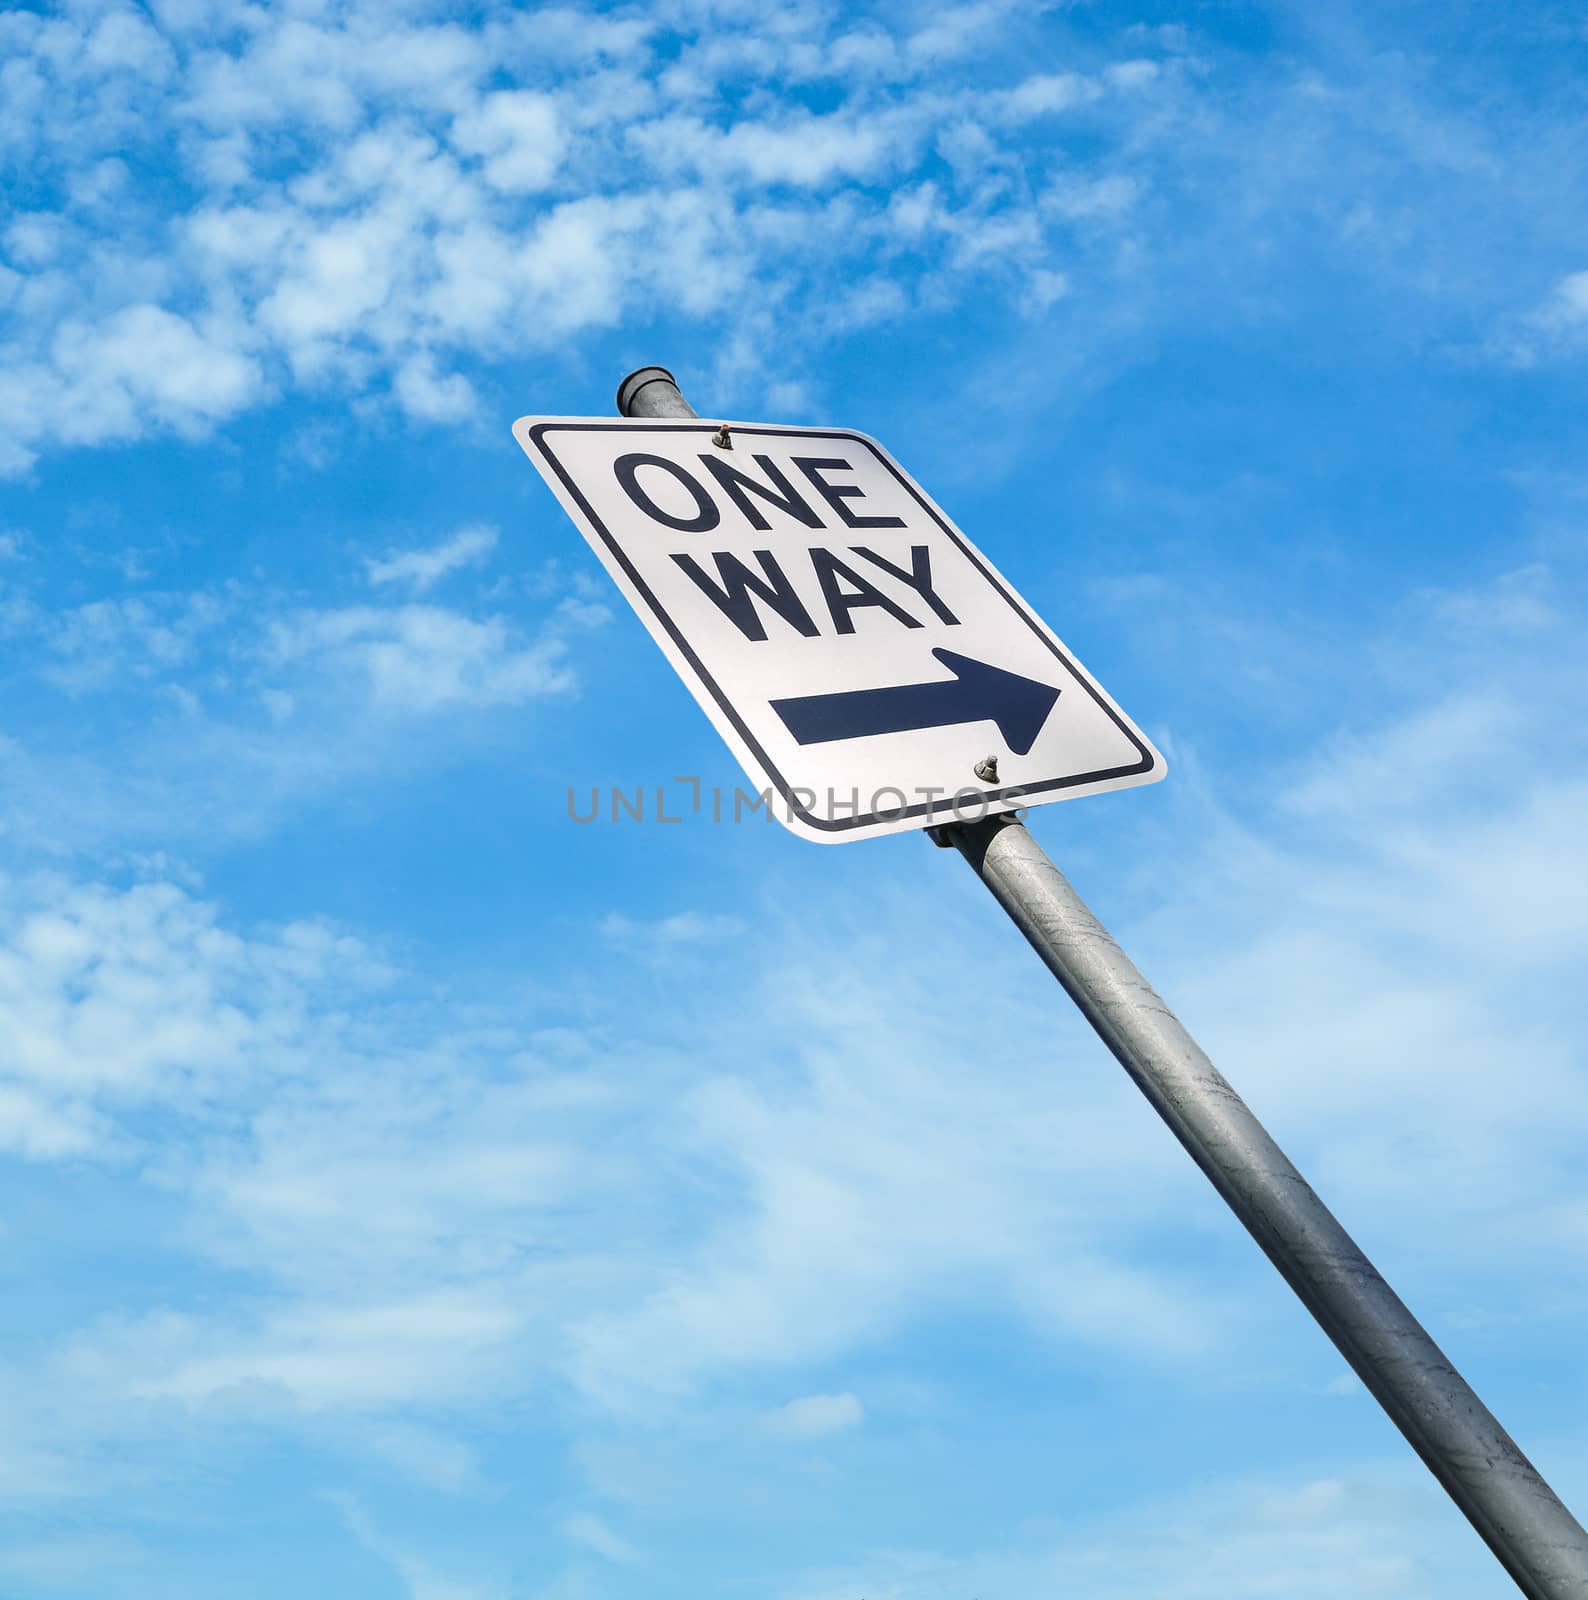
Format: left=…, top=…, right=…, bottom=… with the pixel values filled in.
left=514, top=416, right=1164, bottom=843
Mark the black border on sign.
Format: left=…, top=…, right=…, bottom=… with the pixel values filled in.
left=527, top=421, right=1158, bottom=835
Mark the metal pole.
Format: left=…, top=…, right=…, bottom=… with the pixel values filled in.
left=616, top=365, right=698, bottom=419
left=614, top=367, right=1588, bottom=1598
left=943, top=812, right=1588, bottom=1600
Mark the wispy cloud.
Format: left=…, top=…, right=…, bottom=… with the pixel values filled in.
left=760, top=1392, right=865, bottom=1439
left=564, top=1510, right=641, bottom=1566
left=0, top=546, right=605, bottom=855
left=1501, top=268, right=1588, bottom=365
left=331, top=1494, right=508, bottom=1600
left=599, top=909, right=748, bottom=951
left=366, top=525, right=499, bottom=592
left=264, top=603, right=574, bottom=713
left=777, top=1466, right=1474, bottom=1599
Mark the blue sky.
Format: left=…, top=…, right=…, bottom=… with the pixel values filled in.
left=3, top=0, right=1588, bottom=1594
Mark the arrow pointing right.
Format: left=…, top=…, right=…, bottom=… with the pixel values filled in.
left=770, top=648, right=1061, bottom=756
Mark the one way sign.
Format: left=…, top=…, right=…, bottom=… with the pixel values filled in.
left=514, top=417, right=1164, bottom=843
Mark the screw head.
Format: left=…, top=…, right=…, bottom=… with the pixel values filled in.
left=711, top=424, right=733, bottom=450
left=973, top=754, right=1000, bottom=783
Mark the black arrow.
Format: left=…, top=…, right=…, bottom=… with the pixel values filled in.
left=769, top=648, right=1061, bottom=756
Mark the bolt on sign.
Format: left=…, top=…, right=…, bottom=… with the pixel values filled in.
left=514, top=416, right=1165, bottom=843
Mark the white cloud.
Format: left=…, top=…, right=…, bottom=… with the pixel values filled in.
left=1023, top=266, right=1069, bottom=312
left=256, top=209, right=406, bottom=353
left=562, top=951, right=1223, bottom=1414
left=39, top=591, right=225, bottom=694
left=333, top=1495, right=508, bottom=1600
left=907, top=0, right=1022, bottom=65
left=600, top=909, right=747, bottom=948
left=264, top=603, right=575, bottom=712
left=0, top=1083, right=100, bottom=1162
left=366, top=525, right=499, bottom=591
left=1550, top=269, right=1588, bottom=322
left=1000, top=71, right=1102, bottom=121
left=0, top=1, right=1191, bottom=470
left=635, top=108, right=919, bottom=187
left=0, top=873, right=385, bottom=1160
left=760, top=1391, right=864, bottom=1438
left=1044, top=173, right=1138, bottom=221
left=392, top=353, right=478, bottom=421
left=777, top=1467, right=1472, bottom=1599
left=81, top=11, right=175, bottom=81
left=1415, top=561, right=1556, bottom=634
left=0, top=561, right=605, bottom=859
left=4, top=213, right=68, bottom=268
left=133, top=1290, right=525, bottom=1412
left=1106, top=58, right=1160, bottom=91
left=0, top=304, right=261, bottom=469
left=564, top=1511, right=641, bottom=1565
left=1507, top=268, right=1588, bottom=364
left=451, top=90, right=563, bottom=193
left=59, top=305, right=258, bottom=429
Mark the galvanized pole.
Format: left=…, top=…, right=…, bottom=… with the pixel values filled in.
left=616, top=368, right=1588, bottom=1600
left=941, top=813, right=1588, bottom=1600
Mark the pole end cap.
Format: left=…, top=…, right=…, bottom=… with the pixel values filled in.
left=616, top=365, right=680, bottom=417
